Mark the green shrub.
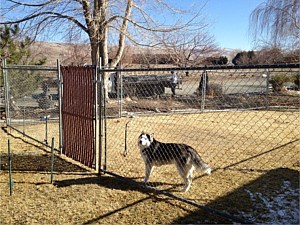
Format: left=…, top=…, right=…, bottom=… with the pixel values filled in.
left=269, top=74, right=292, bottom=92
left=292, top=73, right=300, bottom=88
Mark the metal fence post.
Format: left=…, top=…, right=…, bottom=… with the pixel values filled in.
left=116, top=65, right=123, bottom=118
left=2, top=59, right=11, bottom=127
left=99, top=72, right=104, bottom=173
left=50, top=137, right=55, bottom=183
left=201, top=70, right=208, bottom=112
left=103, top=84, right=107, bottom=171
left=265, top=69, right=270, bottom=110
left=22, top=104, right=25, bottom=135
left=43, top=115, right=50, bottom=145
left=119, top=69, right=123, bottom=117
left=97, top=59, right=103, bottom=174
left=8, top=139, right=13, bottom=196
left=95, top=63, right=100, bottom=174
left=57, top=60, right=63, bottom=154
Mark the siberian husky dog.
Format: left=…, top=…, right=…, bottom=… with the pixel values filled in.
left=138, top=132, right=211, bottom=192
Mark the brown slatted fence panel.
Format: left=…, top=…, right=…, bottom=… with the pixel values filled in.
left=61, top=66, right=95, bottom=168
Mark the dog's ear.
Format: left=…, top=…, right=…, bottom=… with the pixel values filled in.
left=150, top=133, right=154, bottom=141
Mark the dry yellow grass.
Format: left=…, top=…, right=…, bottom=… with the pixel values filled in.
left=0, top=110, right=299, bottom=224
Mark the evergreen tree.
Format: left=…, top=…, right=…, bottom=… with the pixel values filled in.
left=232, top=51, right=257, bottom=65
left=0, top=25, right=46, bottom=99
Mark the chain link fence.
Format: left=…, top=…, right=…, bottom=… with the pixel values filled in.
left=3, top=63, right=298, bottom=174
left=100, top=65, right=299, bottom=195
left=2, top=62, right=299, bottom=222
left=2, top=62, right=61, bottom=150
left=99, top=64, right=299, bottom=222
left=104, top=66, right=299, bottom=116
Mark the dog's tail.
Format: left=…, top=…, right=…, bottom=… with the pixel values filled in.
left=190, top=148, right=211, bottom=175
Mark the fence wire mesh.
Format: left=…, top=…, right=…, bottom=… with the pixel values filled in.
left=2, top=63, right=299, bottom=223
left=3, top=64, right=60, bottom=150
left=3, top=64, right=299, bottom=175
left=100, top=66, right=299, bottom=202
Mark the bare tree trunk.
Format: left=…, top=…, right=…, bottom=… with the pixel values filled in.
left=99, top=27, right=110, bottom=100
left=91, top=41, right=99, bottom=66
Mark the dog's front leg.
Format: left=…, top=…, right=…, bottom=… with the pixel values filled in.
left=144, top=164, right=154, bottom=183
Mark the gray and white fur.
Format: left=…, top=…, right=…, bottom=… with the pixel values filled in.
left=138, top=132, right=211, bottom=192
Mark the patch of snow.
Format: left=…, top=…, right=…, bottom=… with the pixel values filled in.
left=241, top=180, right=299, bottom=224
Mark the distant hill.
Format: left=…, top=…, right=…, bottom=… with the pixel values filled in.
left=30, top=42, right=91, bottom=66
left=30, top=42, right=238, bottom=67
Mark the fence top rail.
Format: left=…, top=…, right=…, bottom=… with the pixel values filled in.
left=2, top=63, right=299, bottom=72
left=3, top=64, right=58, bottom=71
left=100, top=63, right=300, bottom=73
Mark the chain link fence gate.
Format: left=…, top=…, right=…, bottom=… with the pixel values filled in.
left=60, top=66, right=97, bottom=168
left=2, top=60, right=61, bottom=150
left=99, top=63, right=299, bottom=222
left=2, top=62, right=101, bottom=171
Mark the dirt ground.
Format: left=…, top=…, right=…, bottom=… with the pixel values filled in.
left=0, top=110, right=299, bottom=224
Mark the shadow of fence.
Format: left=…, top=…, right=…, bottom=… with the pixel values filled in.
left=0, top=153, right=87, bottom=173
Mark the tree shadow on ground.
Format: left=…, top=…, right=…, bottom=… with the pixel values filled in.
left=0, top=153, right=86, bottom=173
left=171, top=168, right=299, bottom=224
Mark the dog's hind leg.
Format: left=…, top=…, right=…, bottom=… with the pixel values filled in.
left=144, top=164, right=154, bottom=183
left=176, top=163, right=193, bottom=192
left=188, top=165, right=195, bottom=179
left=182, top=174, right=192, bottom=192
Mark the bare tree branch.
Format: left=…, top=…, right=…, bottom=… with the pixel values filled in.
left=1, top=0, right=215, bottom=97
left=249, top=0, right=299, bottom=48
left=1, top=11, right=88, bottom=33
left=7, top=0, right=60, bottom=7
left=110, top=0, right=133, bottom=67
